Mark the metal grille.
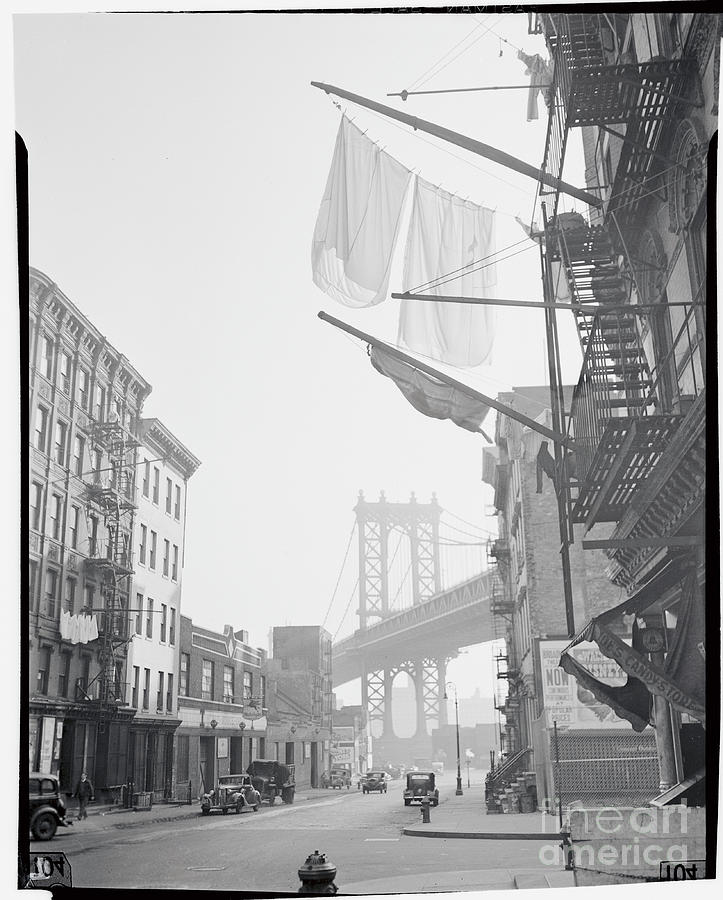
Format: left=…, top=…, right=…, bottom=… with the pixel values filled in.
left=552, top=729, right=660, bottom=808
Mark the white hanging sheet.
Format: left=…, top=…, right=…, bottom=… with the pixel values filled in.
left=311, top=116, right=413, bottom=308
left=399, top=177, right=497, bottom=367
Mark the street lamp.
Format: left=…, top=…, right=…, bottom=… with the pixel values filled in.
left=444, top=682, right=463, bottom=796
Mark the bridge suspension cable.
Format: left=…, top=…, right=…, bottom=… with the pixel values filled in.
left=321, top=521, right=357, bottom=629
left=332, top=577, right=359, bottom=641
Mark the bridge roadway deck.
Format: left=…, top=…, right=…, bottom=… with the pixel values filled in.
left=332, top=571, right=495, bottom=687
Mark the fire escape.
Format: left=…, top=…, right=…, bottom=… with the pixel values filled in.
left=534, top=12, right=702, bottom=543
left=537, top=11, right=699, bottom=221
left=81, top=414, right=137, bottom=728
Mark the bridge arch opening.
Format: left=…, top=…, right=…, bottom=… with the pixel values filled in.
left=391, top=670, right=417, bottom=739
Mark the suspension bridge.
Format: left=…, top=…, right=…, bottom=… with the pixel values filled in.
left=327, top=492, right=504, bottom=765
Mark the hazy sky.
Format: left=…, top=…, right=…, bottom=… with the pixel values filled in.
left=13, top=8, right=587, bottom=708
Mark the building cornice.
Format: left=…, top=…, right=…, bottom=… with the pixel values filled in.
left=138, top=418, right=201, bottom=479
left=30, top=266, right=152, bottom=404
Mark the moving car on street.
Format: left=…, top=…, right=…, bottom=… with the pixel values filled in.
left=29, top=772, right=69, bottom=840
left=200, top=773, right=261, bottom=815
left=326, top=767, right=351, bottom=789
left=403, top=771, right=439, bottom=807
left=362, top=771, right=388, bottom=794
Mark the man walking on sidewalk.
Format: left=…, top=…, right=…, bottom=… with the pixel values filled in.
left=74, top=772, right=94, bottom=820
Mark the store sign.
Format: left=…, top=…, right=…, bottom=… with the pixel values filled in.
left=217, top=738, right=228, bottom=758
left=330, top=743, right=353, bottom=764
left=539, top=640, right=632, bottom=729
left=39, top=717, right=55, bottom=773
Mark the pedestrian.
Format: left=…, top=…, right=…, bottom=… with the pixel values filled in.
left=74, top=772, right=94, bottom=820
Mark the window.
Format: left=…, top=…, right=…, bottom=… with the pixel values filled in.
left=139, top=524, right=147, bottom=564
left=58, top=652, right=71, bottom=698
left=169, top=608, right=176, bottom=645
left=166, top=478, right=173, bottom=514
left=34, top=405, right=49, bottom=453
left=49, top=494, right=63, bottom=541
left=172, top=545, right=179, bottom=581
left=160, top=604, right=167, bottom=642
left=174, top=485, right=181, bottom=520
left=76, top=655, right=91, bottom=699
left=64, top=577, right=76, bottom=614
left=93, top=448, right=102, bottom=479
left=53, top=421, right=68, bottom=466
left=146, top=598, right=154, bottom=638
left=41, top=335, right=54, bottom=379
left=166, top=673, right=174, bottom=711
left=260, top=675, right=266, bottom=708
left=133, top=594, right=142, bottom=635
left=243, top=671, right=252, bottom=701
left=95, top=383, right=106, bottom=422
left=69, top=505, right=79, bottom=549
left=149, top=531, right=157, bottom=569
left=44, top=569, right=58, bottom=618
left=131, top=667, right=139, bottom=707
left=89, top=514, right=98, bottom=555
left=157, top=672, right=165, bottom=710
left=37, top=647, right=51, bottom=694
left=29, top=561, right=39, bottom=608
left=163, top=540, right=170, bottom=577
left=180, top=653, right=189, bottom=697
left=202, top=660, right=214, bottom=700
left=77, top=367, right=89, bottom=411
left=142, top=459, right=150, bottom=497
left=152, top=467, right=160, bottom=504
left=73, top=434, right=85, bottom=477
left=84, top=583, right=95, bottom=612
left=223, top=666, right=234, bottom=703
left=142, top=668, right=150, bottom=710
left=60, top=351, right=72, bottom=394
left=31, top=481, right=43, bottom=531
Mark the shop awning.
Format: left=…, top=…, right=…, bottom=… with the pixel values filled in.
left=559, top=557, right=706, bottom=729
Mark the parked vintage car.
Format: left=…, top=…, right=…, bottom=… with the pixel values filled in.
left=403, top=771, right=439, bottom=807
left=30, top=772, right=69, bottom=840
left=200, top=773, right=261, bottom=815
left=247, top=759, right=295, bottom=805
left=362, top=771, right=388, bottom=794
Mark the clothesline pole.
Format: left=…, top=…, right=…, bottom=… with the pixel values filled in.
left=388, top=85, right=535, bottom=100
left=311, top=81, right=602, bottom=209
left=317, top=310, right=577, bottom=450
left=390, top=291, right=695, bottom=314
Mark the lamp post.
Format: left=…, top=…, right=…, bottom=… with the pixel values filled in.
left=444, top=682, right=463, bottom=796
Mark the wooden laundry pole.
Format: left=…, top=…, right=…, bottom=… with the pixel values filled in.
left=311, top=81, right=603, bottom=209
left=318, top=310, right=578, bottom=451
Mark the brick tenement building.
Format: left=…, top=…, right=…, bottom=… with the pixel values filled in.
left=265, top=626, right=333, bottom=788
left=483, top=387, right=659, bottom=809
left=29, top=267, right=151, bottom=797
left=175, top=616, right=268, bottom=798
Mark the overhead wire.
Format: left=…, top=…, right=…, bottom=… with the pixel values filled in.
left=408, top=234, right=532, bottom=294
left=406, top=15, right=495, bottom=92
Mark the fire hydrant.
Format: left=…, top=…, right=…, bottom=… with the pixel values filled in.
left=298, top=850, right=338, bottom=894
left=421, top=798, right=432, bottom=824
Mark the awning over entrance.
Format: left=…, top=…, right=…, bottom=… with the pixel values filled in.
left=559, top=557, right=705, bottom=731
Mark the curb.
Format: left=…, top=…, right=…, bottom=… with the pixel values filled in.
left=402, top=827, right=561, bottom=840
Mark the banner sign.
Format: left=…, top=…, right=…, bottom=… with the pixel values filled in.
left=582, top=621, right=706, bottom=724
left=540, top=640, right=635, bottom=729
left=330, top=744, right=353, bottom=764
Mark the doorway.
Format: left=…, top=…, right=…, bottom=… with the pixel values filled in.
left=199, top=736, right=216, bottom=792
left=310, top=742, right=318, bottom=787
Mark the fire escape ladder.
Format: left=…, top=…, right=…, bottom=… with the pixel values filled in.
left=81, top=417, right=138, bottom=727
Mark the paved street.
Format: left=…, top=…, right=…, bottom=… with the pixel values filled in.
left=29, top=774, right=566, bottom=893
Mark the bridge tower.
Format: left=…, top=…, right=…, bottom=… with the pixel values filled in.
left=355, top=492, right=448, bottom=756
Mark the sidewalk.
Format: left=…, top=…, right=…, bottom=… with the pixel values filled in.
left=62, top=787, right=338, bottom=834
left=403, top=784, right=566, bottom=840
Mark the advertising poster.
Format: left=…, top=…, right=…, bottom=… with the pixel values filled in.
left=39, top=716, right=56, bottom=773
left=539, top=639, right=632, bottom=729
left=217, top=738, right=228, bottom=758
